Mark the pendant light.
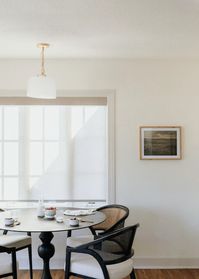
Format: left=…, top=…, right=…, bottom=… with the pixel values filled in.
left=27, top=43, right=56, bottom=99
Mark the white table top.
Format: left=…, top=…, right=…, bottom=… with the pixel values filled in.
left=0, top=208, right=105, bottom=233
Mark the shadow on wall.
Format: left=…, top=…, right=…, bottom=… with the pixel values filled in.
left=125, top=206, right=199, bottom=259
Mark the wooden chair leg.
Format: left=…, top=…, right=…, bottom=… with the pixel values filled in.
left=11, top=250, right=17, bottom=279
left=130, top=268, right=137, bottom=279
left=28, top=245, right=33, bottom=279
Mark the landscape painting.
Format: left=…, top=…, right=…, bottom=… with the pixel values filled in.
left=140, top=126, right=181, bottom=160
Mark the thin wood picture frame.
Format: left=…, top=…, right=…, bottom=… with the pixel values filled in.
left=140, top=126, right=182, bottom=160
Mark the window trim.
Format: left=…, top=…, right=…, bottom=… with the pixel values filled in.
left=0, top=97, right=107, bottom=106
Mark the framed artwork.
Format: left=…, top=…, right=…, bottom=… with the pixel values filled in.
left=140, top=126, right=182, bottom=160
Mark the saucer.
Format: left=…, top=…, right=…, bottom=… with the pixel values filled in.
left=44, top=215, right=55, bottom=220
left=5, top=221, right=21, bottom=227
left=69, top=223, right=79, bottom=227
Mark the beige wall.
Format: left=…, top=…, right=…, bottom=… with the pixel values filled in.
left=1, top=58, right=199, bottom=267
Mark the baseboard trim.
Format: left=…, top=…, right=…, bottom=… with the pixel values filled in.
left=134, top=257, right=199, bottom=268
left=17, top=256, right=199, bottom=270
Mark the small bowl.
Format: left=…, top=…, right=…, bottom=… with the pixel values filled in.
left=45, top=207, right=56, bottom=217
left=4, top=217, right=14, bottom=226
left=56, top=216, right=64, bottom=223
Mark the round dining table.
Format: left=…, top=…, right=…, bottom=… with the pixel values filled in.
left=0, top=208, right=106, bottom=279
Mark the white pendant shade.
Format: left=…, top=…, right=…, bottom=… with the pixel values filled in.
left=27, top=75, right=56, bottom=99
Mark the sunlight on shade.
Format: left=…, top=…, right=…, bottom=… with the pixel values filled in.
left=71, top=106, right=98, bottom=138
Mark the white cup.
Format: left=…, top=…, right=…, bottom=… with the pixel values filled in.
left=4, top=217, right=14, bottom=226
left=69, top=218, right=79, bottom=227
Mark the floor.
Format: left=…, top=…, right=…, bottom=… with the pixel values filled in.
left=17, top=269, right=199, bottom=279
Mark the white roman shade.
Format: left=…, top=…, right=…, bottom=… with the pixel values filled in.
left=0, top=97, right=108, bottom=202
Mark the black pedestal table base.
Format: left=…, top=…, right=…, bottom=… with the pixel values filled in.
left=38, top=232, right=55, bottom=279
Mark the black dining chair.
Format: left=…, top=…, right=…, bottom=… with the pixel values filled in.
left=0, top=245, right=18, bottom=279
left=67, top=204, right=129, bottom=247
left=0, top=209, right=33, bottom=279
left=90, top=204, right=129, bottom=236
left=65, top=224, right=139, bottom=279
left=0, top=231, right=33, bottom=279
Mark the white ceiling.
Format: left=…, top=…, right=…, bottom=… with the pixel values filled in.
left=1, top=0, right=199, bottom=58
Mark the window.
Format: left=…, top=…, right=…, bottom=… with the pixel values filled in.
left=0, top=98, right=108, bottom=202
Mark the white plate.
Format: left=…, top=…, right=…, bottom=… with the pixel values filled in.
left=64, top=209, right=95, bottom=216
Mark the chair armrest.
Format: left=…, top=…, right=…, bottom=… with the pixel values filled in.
left=74, top=224, right=138, bottom=250
left=67, top=239, right=135, bottom=266
left=67, top=224, right=139, bottom=250
left=67, top=224, right=139, bottom=252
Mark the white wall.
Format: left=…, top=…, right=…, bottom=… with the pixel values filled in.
left=1, top=58, right=199, bottom=268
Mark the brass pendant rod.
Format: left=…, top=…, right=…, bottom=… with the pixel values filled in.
left=37, top=43, right=49, bottom=76
left=41, top=46, right=46, bottom=76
